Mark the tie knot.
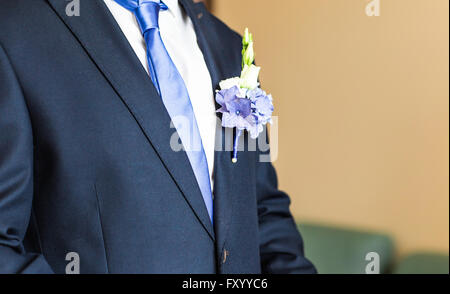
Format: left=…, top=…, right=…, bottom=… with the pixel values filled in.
left=135, top=1, right=161, bottom=32
left=114, top=0, right=168, bottom=33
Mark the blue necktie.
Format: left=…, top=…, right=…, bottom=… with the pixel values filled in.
left=113, top=0, right=214, bottom=222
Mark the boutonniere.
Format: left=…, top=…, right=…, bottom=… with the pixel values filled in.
left=216, top=28, right=274, bottom=163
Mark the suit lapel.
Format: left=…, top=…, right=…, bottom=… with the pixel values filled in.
left=180, top=0, right=244, bottom=259
left=46, top=0, right=215, bottom=240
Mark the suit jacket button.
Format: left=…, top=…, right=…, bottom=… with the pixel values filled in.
left=223, top=249, right=229, bottom=264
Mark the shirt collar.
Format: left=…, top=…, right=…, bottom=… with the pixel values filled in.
left=162, top=0, right=179, bottom=16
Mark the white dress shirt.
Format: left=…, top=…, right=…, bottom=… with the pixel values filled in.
left=104, top=0, right=217, bottom=189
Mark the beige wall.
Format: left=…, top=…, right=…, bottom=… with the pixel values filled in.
left=213, top=0, right=449, bottom=257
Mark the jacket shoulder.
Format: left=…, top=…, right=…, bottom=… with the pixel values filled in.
left=201, top=9, right=244, bottom=74
left=0, top=0, right=48, bottom=20
left=209, top=13, right=242, bottom=41
left=0, top=0, right=51, bottom=43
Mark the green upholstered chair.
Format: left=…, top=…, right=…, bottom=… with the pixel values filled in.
left=297, top=223, right=394, bottom=274
left=393, top=253, right=449, bottom=274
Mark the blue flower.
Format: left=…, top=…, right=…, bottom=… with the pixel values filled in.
left=216, top=86, right=241, bottom=113
left=245, top=115, right=264, bottom=139
left=227, top=96, right=252, bottom=118
left=248, top=88, right=274, bottom=125
left=216, top=86, right=254, bottom=131
left=215, top=85, right=274, bottom=140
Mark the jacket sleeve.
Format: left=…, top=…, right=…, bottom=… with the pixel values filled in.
left=256, top=131, right=317, bottom=274
left=0, top=44, right=53, bottom=274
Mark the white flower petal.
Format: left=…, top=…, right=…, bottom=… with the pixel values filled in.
left=219, top=77, right=242, bottom=90
left=240, top=65, right=261, bottom=90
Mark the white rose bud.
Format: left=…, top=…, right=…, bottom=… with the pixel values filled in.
left=243, top=42, right=255, bottom=66
left=240, top=64, right=261, bottom=90
left=243, top=28, right=251, bottom=46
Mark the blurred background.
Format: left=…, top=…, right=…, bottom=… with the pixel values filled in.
left=197, top=0, right=449, bottom=273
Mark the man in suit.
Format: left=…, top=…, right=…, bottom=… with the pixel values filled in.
left=0, top=0, right=316, bottom=274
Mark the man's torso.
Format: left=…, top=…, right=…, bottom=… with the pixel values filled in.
left=0, top=0, right=260, bottom=274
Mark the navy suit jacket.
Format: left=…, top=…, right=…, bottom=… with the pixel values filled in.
left=0, top=0, right=316, bottom=274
